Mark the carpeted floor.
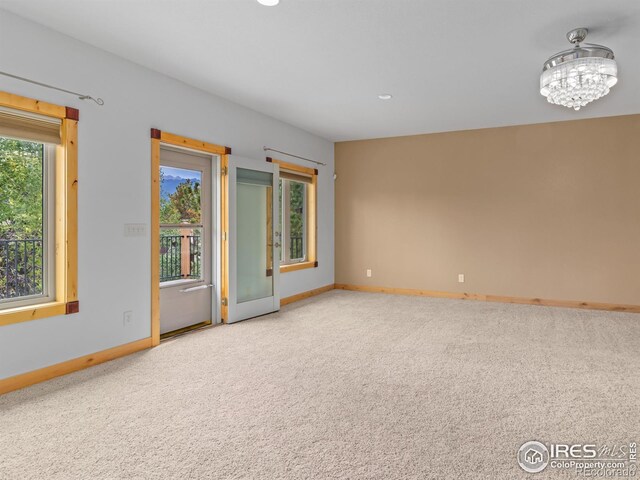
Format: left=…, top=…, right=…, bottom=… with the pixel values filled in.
left=1, top=290, right=639, bottom=479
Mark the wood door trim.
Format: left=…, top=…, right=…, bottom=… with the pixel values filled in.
left=151, top=129, right=229, bottom=344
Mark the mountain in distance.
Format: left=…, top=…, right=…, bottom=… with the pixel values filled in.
left=161, top=175, right=199, bottom=200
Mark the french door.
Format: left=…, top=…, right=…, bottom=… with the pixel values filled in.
left=225, top=156, right=280, bottom=323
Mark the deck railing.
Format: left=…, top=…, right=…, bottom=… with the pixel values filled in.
left=0, top=239, right=44, bottom=300
left=159, top=234, right=201, bottom=282
left=3, top=235, right=296, bottom=293
left=290, top=236, right=303, bottom=260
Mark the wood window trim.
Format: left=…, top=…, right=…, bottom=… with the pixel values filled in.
left=280, top=261, right=318, bottom=273
left=267, top=158, right=318, bottom=273
left=0, top=91, right=79, bottom=327
left=150, top=129, right=230, bottom=345
left=267, top=158, right=317, bottom=177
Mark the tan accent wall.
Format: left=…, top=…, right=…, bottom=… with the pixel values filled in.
left=335, top=114, right=640, bottom=306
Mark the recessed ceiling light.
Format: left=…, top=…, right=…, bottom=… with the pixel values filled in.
left=378, top=94, right=393, bottom=100
left=257, top=0, right=279, bottom=5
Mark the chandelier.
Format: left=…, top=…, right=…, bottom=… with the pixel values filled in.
left=540, top=28, right=617, bottom=111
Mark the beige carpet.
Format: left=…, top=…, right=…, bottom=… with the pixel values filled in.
left=1, top=290, right=639, bottom=479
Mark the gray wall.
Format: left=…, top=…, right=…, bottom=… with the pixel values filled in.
left=0, top=11, right=334, bottom=379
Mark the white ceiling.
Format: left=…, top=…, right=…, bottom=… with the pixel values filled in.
left=1, top=0, right=639, bottom=141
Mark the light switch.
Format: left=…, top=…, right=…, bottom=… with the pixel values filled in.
left=124, top=223, right=146, bottom=237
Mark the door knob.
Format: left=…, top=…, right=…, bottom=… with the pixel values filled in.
left=274, top=242, right=281, bottom=248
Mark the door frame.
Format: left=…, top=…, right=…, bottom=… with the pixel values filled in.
left=150, top=129, right=230, bottom=346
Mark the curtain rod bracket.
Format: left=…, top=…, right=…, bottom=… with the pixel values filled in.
left=78, top=95, right=104, bottom=105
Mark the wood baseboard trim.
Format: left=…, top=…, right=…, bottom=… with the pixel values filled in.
left=0, top=337, right=153, bottom=395
left=1, top=284, right=335, bottom=395
left=281, top=284, right=335, bottom=306
left=334, top=284, right=640, bottom=314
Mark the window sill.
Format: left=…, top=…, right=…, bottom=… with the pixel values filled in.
left=280, top=261, right=317, bottom=273
left=0, top=301, right=69, bottom=327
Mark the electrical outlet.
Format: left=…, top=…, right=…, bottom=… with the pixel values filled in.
left=123, top=311, right=133, bottom=326
left=124, top=223, right=146, bottom=237
left=458, top=274, right=465, bottom=283
left=366, top=269, right=372, bottom=278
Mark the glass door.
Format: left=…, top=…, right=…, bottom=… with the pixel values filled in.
left=226, top=156, right=279, bottom=323
left=159, top=146, right=214, bottom=336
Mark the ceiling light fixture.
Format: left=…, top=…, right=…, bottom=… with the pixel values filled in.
left=378, top=94, right=393, bottom=100
left=540, top=28, right=617, bottom=111
left=257, top=0, right=279, bottom=6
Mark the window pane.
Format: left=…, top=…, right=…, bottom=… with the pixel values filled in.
left=288, top=180, right=305, bottom=261
left=159, top=166, right=202, bottom=224
left=237, top=169, right=274, bottom=303
left=159, top=165, right=203, bottom=284
left=0, top=136, right=45, bottom=301
left=159, top=226, right=202, bottom=283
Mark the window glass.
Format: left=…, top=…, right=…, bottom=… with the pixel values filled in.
left=159, top=166, right=201, bottom=224
left=0, top=136, right=48, bottom=304
left=288, top=180, right=306, bottom=261
left=237, top=169, right=274, bottom=303
left=159, top=166, right=203, bottom=283
left=279, top=177, right=307, bottom=265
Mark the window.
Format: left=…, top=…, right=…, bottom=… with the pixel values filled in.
left=159, top=164, right=203, bottom=284
left=0, top=92, right=78, bottom=326
left=0, top=137, right=55, bottom=308
left=271, top=159, right=317, bottom=273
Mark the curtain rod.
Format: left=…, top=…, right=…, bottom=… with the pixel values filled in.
left=263, top=147, right=326, bottom=166
left=0, top=71, right=104, bottom=106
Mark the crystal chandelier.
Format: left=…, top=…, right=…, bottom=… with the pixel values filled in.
left=540, top=28, right=618, bottom=111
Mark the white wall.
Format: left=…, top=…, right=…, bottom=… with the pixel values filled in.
left=0, top=11, right=334, bottom=379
